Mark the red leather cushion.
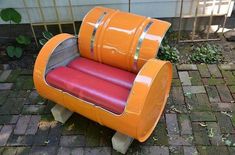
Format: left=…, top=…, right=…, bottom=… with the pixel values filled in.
left=67, top=57, right=136, bottom=89
left=46, top=66, right=130, bottom=114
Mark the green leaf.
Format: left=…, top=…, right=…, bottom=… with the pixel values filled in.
left=42, top=31, right=53, bottom=40
left=190, top=43, right=222, bottom=64
left=14, top=47, right=23, bottom=58
left=0, top=8, right=21, bottom=23
left=16, top=35, right=31, bottom=45
left=6, top=46, right=23, bottom=58
left=158, top=44, right=180, bottom=63
left=39, top=38, right=48, bottom=46
left=6, top=46, right=15, bottom=57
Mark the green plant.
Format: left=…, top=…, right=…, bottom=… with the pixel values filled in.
left=39, top=31, right=54, bottom=46
left=190, top=43, right=223, bottom=64
left=0, top=8, right=21, bottom=24
left=158, top=44, right=180, bottom=63
left=6, top=46, right=22, bottom=58
left=157, top=28, right=180, bottom=63
left=0, top=8, right=31, bottom=59
left=16, top=35, right=31, bottom=45
left=6, top=35, right=31, bottom=58
left=0, top=8, right=21, bottom=37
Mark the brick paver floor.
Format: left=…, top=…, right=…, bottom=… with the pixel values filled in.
left=1, top=64, right=235, bottom=154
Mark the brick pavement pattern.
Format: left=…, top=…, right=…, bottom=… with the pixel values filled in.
left=1, top=64, right=235, bottom=154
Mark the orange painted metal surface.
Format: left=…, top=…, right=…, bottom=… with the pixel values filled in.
left=79, top=7, right=171, bottom=72
left=34, top=7, right=172, bottom=142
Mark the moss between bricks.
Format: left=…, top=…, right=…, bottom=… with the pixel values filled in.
left=229, top=86, right=235, bottom=94
left=202, top=78, right=225, bottom=85
left=197, top=146, right=229, bottom=154
left=189, top=71, right=202, bottom=85
left=153, top=123, right=168, bottom=145
left=171, top=79, right=181, bottom=87
left=231, top=113, right=235, bottom=127
left=190, top=112, right=216, bottom=121
left=6, top=69, right=21, bottom=82
left=0, top=90, right=10, bottom=106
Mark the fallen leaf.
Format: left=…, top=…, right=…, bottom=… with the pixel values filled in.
left=153, top=136, right=158, bottom=141
left=44, top=140, right=50, bottom=144
left=199, top=122, right=207, bottom=127
left=208, top=128, right=214, bottom=138
left=221, top=111, right=232, bottom=118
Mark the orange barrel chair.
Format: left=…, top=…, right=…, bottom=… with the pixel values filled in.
left=34, top=7, right=172, bottom=143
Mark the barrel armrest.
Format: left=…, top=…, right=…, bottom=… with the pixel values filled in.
left=125, top=58, right=172, bottom=141
left=125, top=58, right=172, bottom=115
left=33, top=33, right=78, bottom=92
left=45, top=35, right=78, bottom=73
left=34, top=33, right=78, bottom=75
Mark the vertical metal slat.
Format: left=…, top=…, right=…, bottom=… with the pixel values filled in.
left=206, top=0, right=216, bottom=39
left=222, top=0, right=232, bottom=33
left=192, top=0, right=200, bottom=41
left=53, top=0, right=63, bottom=33
left=68, top=0, right=77, bottom=35
left=177, top=0, right=184, bottom=42
left=23, top=0, right=39, bottom=47
left=37, top=0, right=48, bottom=31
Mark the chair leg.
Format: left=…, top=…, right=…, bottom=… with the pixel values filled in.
left=112, top=132, right=134, bottom=154
left=51, top=104, right=73, bottom=124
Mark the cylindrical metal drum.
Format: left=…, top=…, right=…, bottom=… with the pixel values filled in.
left=79, top=7, right=171, bottom=72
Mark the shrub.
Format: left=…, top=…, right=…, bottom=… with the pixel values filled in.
left=157, top=28, right=180, bottom=63
left=190, top=43, right=223, bottom=64
left=158, top=44, right=180, bottom=63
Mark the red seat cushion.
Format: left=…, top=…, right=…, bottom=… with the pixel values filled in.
left=67, top=57, right=136, bottom=89
left=46, top=66, right=130, bottom=114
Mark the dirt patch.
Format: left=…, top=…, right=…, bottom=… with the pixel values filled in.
left=167, top=32, right=235, bottom=64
